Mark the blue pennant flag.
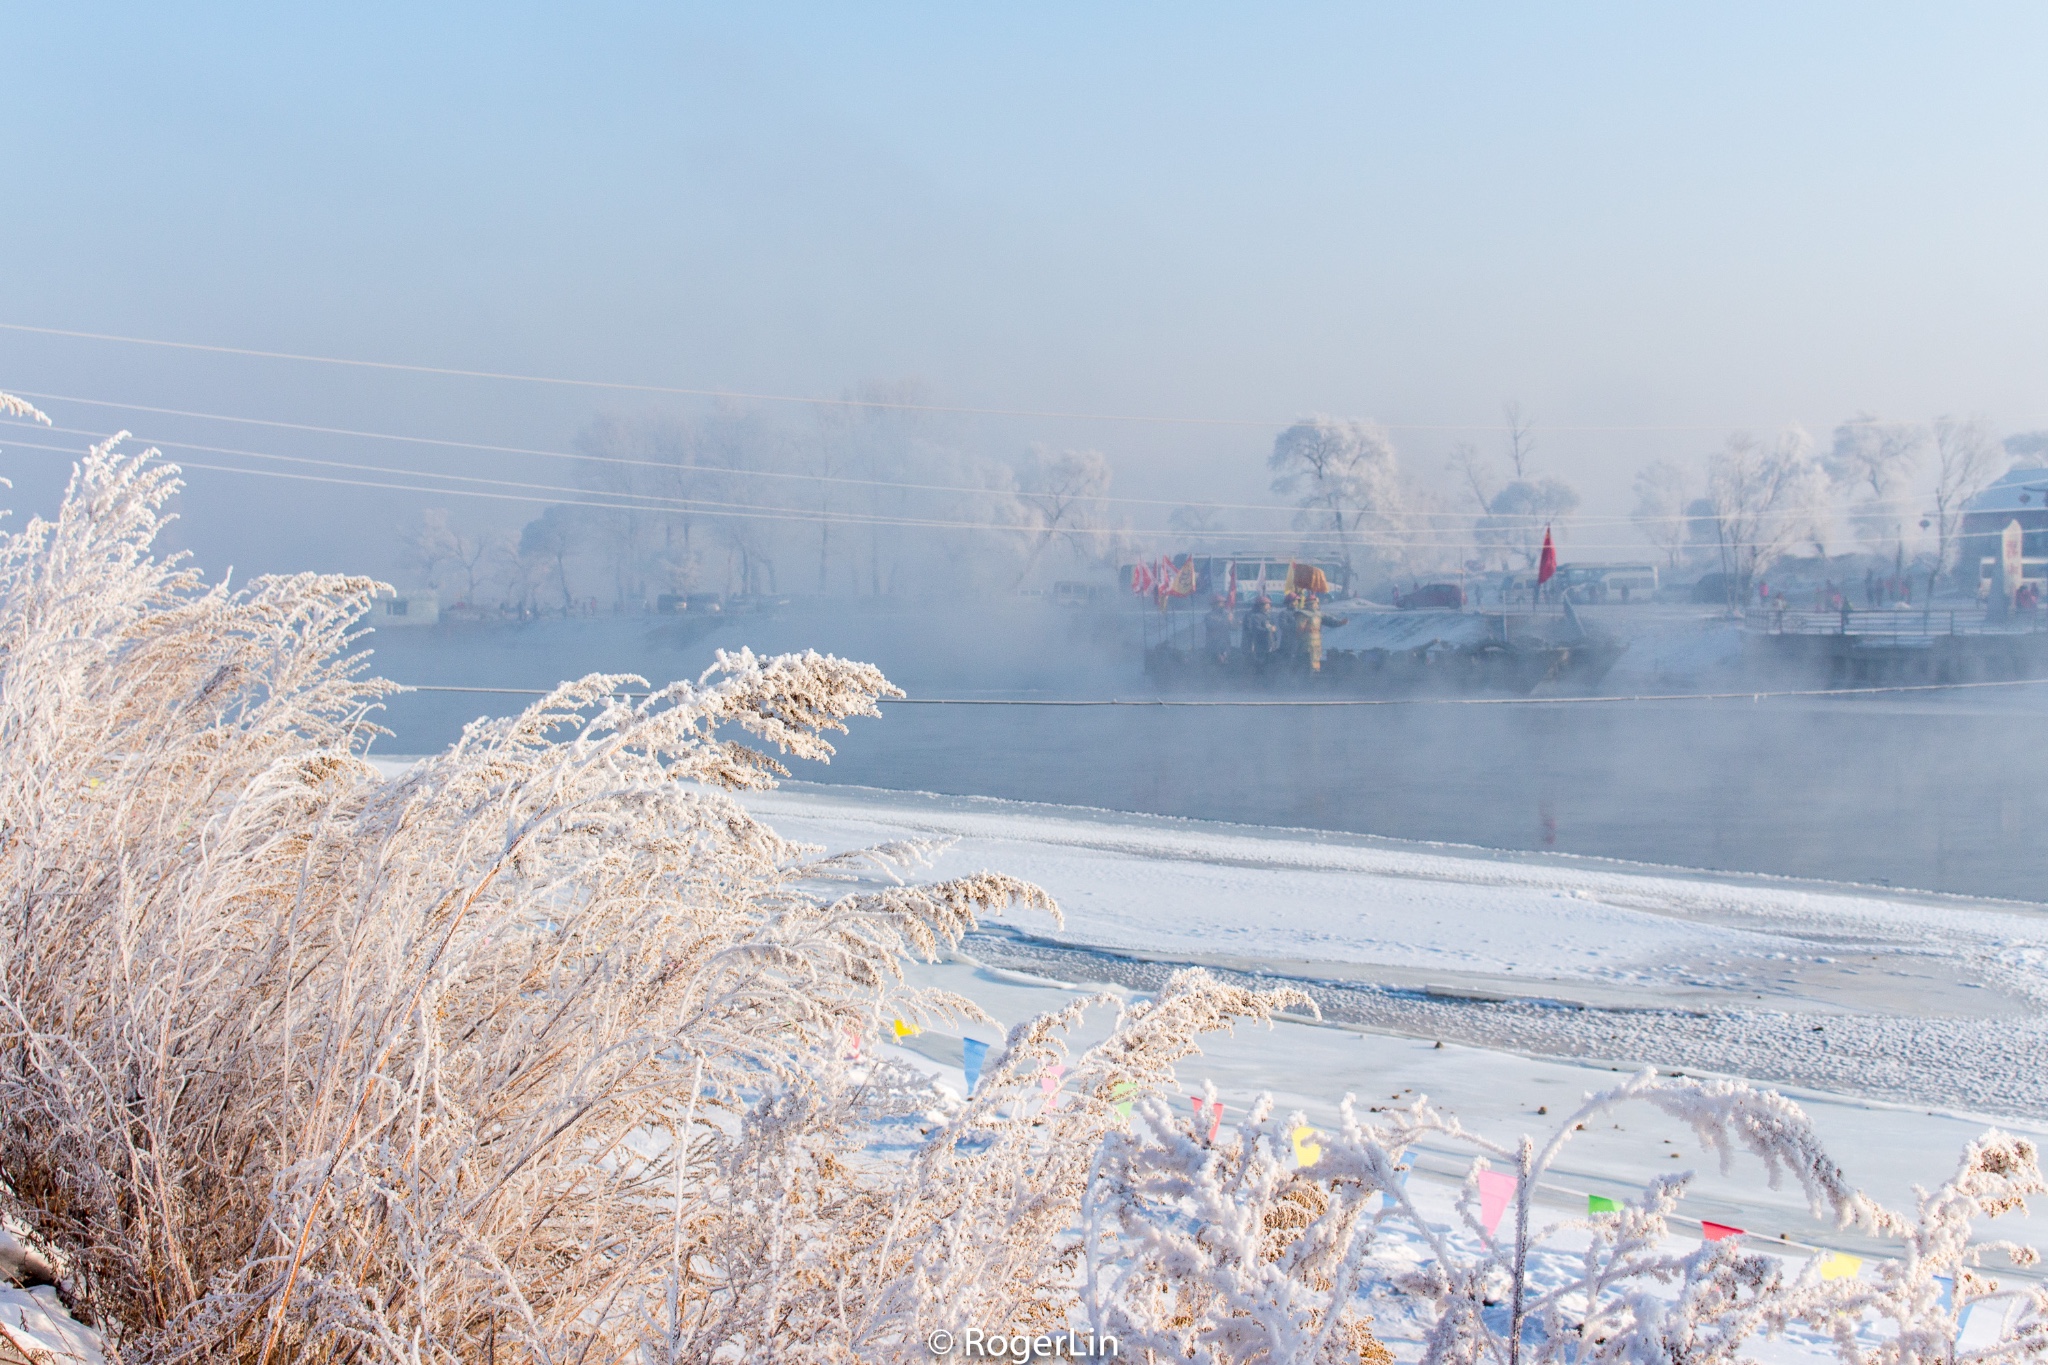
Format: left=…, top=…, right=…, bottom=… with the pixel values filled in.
left=962, top=1038, right=989, bottom=1094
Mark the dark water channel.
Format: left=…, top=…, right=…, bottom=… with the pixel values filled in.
left=369, top=610, right=2048, bottom=902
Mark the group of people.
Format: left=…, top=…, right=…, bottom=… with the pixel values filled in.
left=1201, top=592, right=1338, bottom=669
left=1862, top=569, right=1913, bottom=608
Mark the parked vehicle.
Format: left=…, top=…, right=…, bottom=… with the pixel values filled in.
left=1690, top=573, right=1734, bottom=605
left=1395, top=582, right=1466, bottom=610
left=1558, top=563, right=1657, bottom=603
left=655, top=592, right=724, bottom=614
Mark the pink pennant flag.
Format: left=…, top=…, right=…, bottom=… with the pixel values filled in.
left=1039, top=1064, right=1066, bottom=1110
left=1189, top=1096, right=1224, bottom=1144
left=1476, top=1170, right=1518, bottom=1238
left=1701, top=1221, right=1744, bottom=1242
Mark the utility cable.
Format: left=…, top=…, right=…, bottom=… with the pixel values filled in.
left=4, top=397, right=1908, bottom=527
left=395, top=677, right=2048, bottom=707
left=0, top=432, right=1864, bottom=553
left=0, top=320, right=1955, bottom=433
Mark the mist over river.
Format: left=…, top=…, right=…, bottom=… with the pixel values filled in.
left=368, top=604, right=2048, bottom=902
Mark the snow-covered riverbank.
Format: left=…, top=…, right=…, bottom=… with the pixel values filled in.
left=741, top=782, right=2048, bottom=1261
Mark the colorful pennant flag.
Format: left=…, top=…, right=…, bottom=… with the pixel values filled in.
left=1701, top=1221, right=1744, bottom=1242
left=890, top=1018, right=920, bottom=1039
left=1190, top=1096, right=1224, bottom=1144
left=1476, top=1170, right=1518, bottom=1238
left=1291, top=1124, right=1321, bottom=1168
left=1107, top=1080, right=1136, bottom=1119
left=961, top=1038, right=988, bottom=1094
left=1817, top=1252, right=1862, bottom=1281
left=1587, top=1194, right=1621, bottom=1214
left=1039, top=1064, right=1066, bottom=1110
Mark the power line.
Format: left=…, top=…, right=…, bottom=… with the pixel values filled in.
left=0, top=434, right=1861, bottom=552
left=4, top=396, right=1889, bottom=527
left=0, top=320, right=1957, bottom=434
left=0, top=423, right=1884, bottom=556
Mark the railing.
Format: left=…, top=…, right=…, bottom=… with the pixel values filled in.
left=1744, top=607, right=2048, bottom=638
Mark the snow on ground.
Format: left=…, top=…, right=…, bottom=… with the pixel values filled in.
left=744, top=782, right=2048, bottom=1119
left=742, top=782, right=2048, bottom=1254
left=748, top=782, right=2048, bottom=1017
left=0, top=1286, right=102, bottom=1363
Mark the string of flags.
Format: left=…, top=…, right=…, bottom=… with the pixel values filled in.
left=878, top=1025, right=1970, bottom=1305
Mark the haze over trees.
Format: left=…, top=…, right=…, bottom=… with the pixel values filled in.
left=381, top=385, right=2032, bottom=614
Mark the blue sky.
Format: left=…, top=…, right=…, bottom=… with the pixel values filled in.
left=4, top=3, right=2046, bottom=568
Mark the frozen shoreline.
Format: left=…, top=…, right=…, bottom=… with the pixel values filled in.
left=741, top=781, right=2048, bottom=1122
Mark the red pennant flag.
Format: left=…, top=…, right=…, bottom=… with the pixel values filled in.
left=1536, top=527, right=1557, bottom=586
left=1701, top=1220, right=1744, bottom=1242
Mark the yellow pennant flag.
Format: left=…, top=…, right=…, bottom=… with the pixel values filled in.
left=1818, top=1252, right=1862, bottom=1281
left=890, top=1018, right=919, bottom=1039
left=1291, top=1125, right=1321, bottom=1168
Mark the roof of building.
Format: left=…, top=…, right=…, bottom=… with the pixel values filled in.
left=1966, top=467, right=2048, bottom=517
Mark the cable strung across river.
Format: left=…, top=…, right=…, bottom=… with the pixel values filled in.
left=397, top=677, right=2048, bottom=706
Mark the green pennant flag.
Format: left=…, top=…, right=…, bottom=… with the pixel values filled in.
left=1588, top=1195, right=1621, bottom=1213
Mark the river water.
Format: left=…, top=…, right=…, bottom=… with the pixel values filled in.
left=368, top=605, right=2048, bottom=902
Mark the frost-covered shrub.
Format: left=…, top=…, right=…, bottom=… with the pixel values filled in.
left=0, top=436, right=1027, bottom=1358
left=1085, top=1072, right=2046, bottom=1364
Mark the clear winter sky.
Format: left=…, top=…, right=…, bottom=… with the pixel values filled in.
left=3, top=3, right=2046, bottom=574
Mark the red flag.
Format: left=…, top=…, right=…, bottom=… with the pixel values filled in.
left=1536, top=527, right=1557, bottom=586
left=1701, top=1220, right=1744, bottom=1242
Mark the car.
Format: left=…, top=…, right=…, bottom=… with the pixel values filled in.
left=1689, top=573, right=1733, bottom=605
left=1396, top=582, right=1466, bottom=610
left=655, top=592, right=725, bottom=614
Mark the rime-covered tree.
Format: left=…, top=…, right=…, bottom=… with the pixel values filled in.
left=1632, top=459, right=1692, bottom=570
left=518, top=503, right=580, bottom=612
left=1477, top=477, right=1581, bottom=571
left=1928, top=415, right=2002, bottom=596
left=1014, top=447, right=1114, bottom=587
left=403, top=507, right=493, bottom=606
left=1701, top=427, right=1829, bottom=605
left=1827, top=414, right=1928, bottom=572
left=1268, top=416, right=1401, bottom=594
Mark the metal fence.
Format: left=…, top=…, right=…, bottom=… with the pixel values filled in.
left=1744, top=606, right=2048, bottom=638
